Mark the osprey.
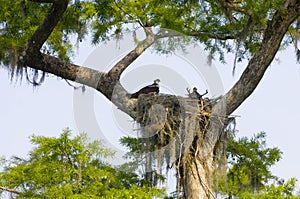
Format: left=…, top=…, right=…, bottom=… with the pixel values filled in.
left=129, top=79, right=160, bottom=99
left=189, top=87, right=208, bottom=100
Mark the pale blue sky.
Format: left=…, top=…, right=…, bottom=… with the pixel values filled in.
left=1, top=34, right=300, bottom=190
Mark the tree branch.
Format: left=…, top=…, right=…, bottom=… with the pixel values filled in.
left=200, top=0, right=300, bottom=155
left=23, top=0, right=168, bottom=118
left=0, top=186, right=20, bottom=195
left=22, top=2, right=159, bottom=119
left=22, top=0, right=157, bottom=113
left=224, top=0, right=300, bottom=115
left=107, top=27, right=155, bottom=81
left=189, top=31, right=236, bottom=40
left=25, top=53, right=104, bottom=89
left=26, top=0, right=69, bottom=54
left=217, top=0, right=250, bottom=16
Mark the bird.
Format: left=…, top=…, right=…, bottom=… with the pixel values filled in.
left=189, top=87, right=201, bottom=100
left=129, top=79, right=160, bottom=99
left=189, top=87, right=208, bottom=100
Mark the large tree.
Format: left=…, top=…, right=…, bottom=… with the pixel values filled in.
left=1, top=0, right=300, bottom=198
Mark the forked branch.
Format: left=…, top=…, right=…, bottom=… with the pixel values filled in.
left=23, top=0, right=158, bottom=118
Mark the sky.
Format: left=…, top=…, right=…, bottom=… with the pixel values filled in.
left=1, top=32, right=300, bottom=192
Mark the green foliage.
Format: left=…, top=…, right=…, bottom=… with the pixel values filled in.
left=0, top=129, right=165, bottom=198
left=238, top=178, right=300, bottom=199
left=217, top=132, right=300, bottom=198
left=1, top=129, right=299, bottom=198
left=1, top=0, right=298, bottom=73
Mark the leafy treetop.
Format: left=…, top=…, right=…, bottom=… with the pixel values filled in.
left=1, top=0, right=299, bottom=77
left=0, top=129, right=165, bottom=198
left=217, top=131, right=300, bottom=199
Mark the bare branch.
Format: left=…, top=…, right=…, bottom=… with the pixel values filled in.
left=189, top=31, right=236, bottom=40
left=26, top=0, right=69, bottom=54
left=107, top=27, right=155, bottom=79
left=23, top=50, right=139, bottom=116
left=64, top=79, right=85, bottom=90
left=0, top=186, right=20, bottom=195
left=25, top=53, right=104, bottom=90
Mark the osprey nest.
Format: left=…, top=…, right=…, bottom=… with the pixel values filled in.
left=130, top=92, right=233, bottom=186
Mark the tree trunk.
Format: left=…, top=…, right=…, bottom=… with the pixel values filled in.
left=183, top=153, right=215, bottom=199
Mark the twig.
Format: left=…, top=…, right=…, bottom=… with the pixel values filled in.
left=64, top=79, right=84, bottom=90
left=0, top=186, right=20, bottom=194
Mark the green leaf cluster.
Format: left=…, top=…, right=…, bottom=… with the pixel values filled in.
left=0, top=129, right=165, bottom=198
left=217, top=132, right=300, bottom=198
left=1, top=0, right=296, bottom=71
left=238, top=178, right=300, bottom=199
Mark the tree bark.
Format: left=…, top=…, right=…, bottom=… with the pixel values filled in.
left=183, top=153, right=215, bottom=199
left=26, top=0, right=69, bottom=54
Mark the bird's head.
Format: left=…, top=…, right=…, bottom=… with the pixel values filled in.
left=154, top=79, right=160, bottom=84
left=193, top=87, right=198, bottom=92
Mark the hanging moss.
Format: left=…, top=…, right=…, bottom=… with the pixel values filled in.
left=127, top=91, right=234, bottom=194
